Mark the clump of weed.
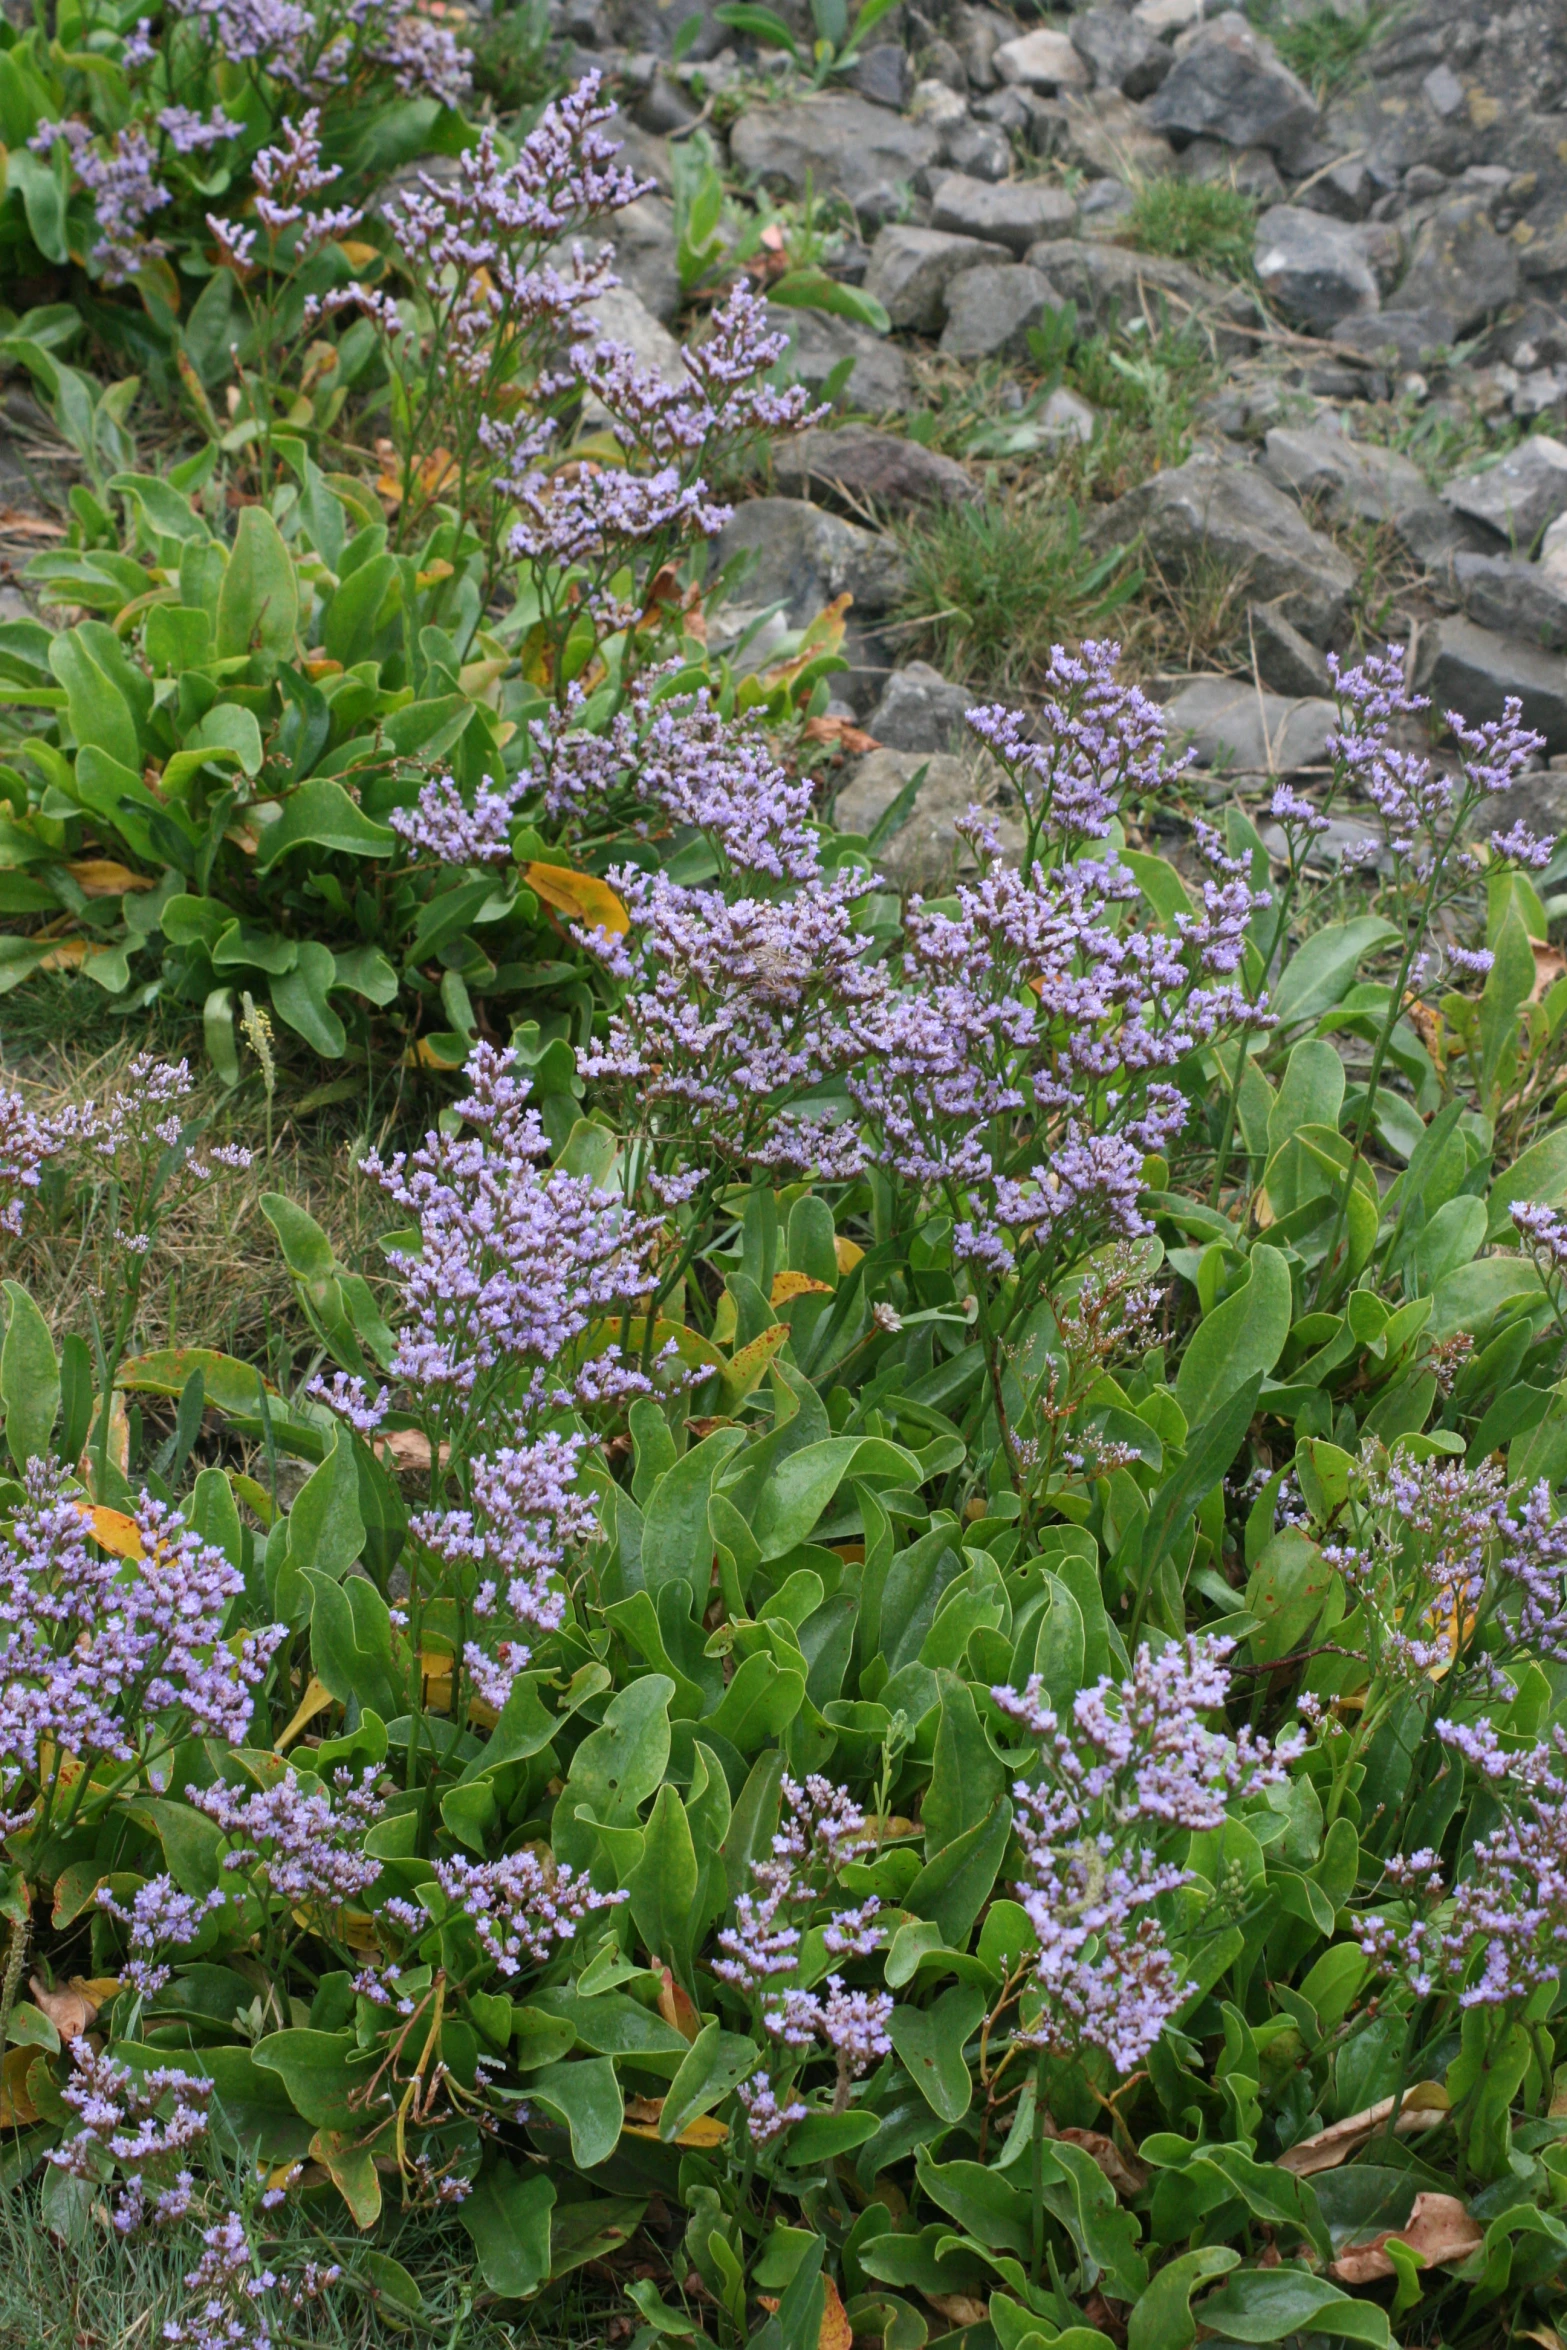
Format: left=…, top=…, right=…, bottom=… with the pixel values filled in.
left=466, top=0, right=562, bottom=115
left=1124, top=178, right=1258, bottom=280
left=1253, top=0, right=1389, bottom=100
left=891, top=487, right=1143, bottom=691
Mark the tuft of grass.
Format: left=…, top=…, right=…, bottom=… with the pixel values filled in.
left=0, top=2180, right=613, bottom=2350
left=465, top=0, right=562, bottom=116
left=890, top=488, right=1144, bottom=693
left=1123, top=178, right=1258, bottom=282
left=1251, top=0, right=1389, bottom=101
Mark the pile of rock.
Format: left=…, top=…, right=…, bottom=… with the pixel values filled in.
left=535, top=0, right=1567, bottom=876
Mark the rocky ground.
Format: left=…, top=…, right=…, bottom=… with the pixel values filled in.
left=10, top=0, right=1567, bottom=887
left=537, top=0, right=1567, bottom=882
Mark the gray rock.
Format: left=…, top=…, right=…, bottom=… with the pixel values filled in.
left=868, top=660, right=976, bottom=751
left=941, top=116, right=1013, bottom=181
left=1091, top=451, right=1355, bottom=641
left=712, top=497, right=909, bottom=628
left=922, top=37, right=969, bottom=92
left=834, top=747, right=1025, bottom=889
left=579, top=284, right=685, bottom=431
left=849, top=43, right=913, bottom=109
left=773, top=424, right=979, bottom=516
left=1253, top=205, right=1380, bottom=332
left=1395, top=195, right=1522, bottom=341
left=1541, top=511, right=1567, bottom=590
left=1248, top=605, right=1333, bottom=698
left=862, top=222, right=998, bottom=331
left=631, top=69, right=702, bottom=136
left=597, top=110, right=675, bottom=196
left=1041, top=386, right=1097, bottom=444
left=939, top=261, right=1057, bottom=357
left=1070, top=7, right=1172, bottom=99
left=1450, top=552, right=1567, bottom=649
left=1421, top=62, right=1465, bottom=119
left=1260, top=423, right=1428, bottom=529
left=1422, top=617, right=1567, bottom=753
left=909, top=77, right=970, bottom=134
left=953, top=2, right=1010, bottom=89
left=930, top=172, right=1078, bottom=256
left=604, top=0, right=727, bottom=54
left=1024, top=236, right=1255, bottom=344
left=1300, top=155, right=1374, bottom=221
left=1260, top=811, right=1388, bottom=871
left=1442, top=435, right=1567, bottom=550
left=729, top=96, right=941, bottom=225
left=1079, top=177, right=1138, bottom=237
left=765, top=304, right=910, bottom=416
left=1176, top=137, right=1284, bottom=203
left=1056, top=89, right=1176, bottom=181
left=1163, top=676, right=1337, bottom=774
left=1330, top=310, right=1455, bottom=369
left=606, top=194, right=681, bottom=326
left=1145, top=18, right=1317, bottom=159
left=995, top=28, right=1090, bottom=92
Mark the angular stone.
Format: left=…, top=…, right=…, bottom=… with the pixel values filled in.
left=1041, top=386, right=1096, bottom=445
left=1145, top=17, right=1317, bottom=158
left=1253, top=205, right=1379, bottom=332
left=849, top=43, right=914, bottom=109
left=1163, top=676, right=1336, bottom=774
left=1442, top=434, right=1567, bottom=549
left=1451, top=553, right=1567, bottom=650
left=941, top=116, right=1013, bottom=182
left=1177, top=137, right=1284, bottom=203
left=1330, top=310, right=1455, bottom=370
left=1541, top=511, right=1567, bottom=590
left=1248, top=604, right=1333, bottom=699
left=909, top=78, right=970, bottom=132
left=868, top=660, right=976, bottom=752
left=922, top=37, right=969, bottom=92
left=833, top=747, right=1025, bottom=889
left=862, top=223, right=997, bottom=331
left=995, top=27, right=1090, bottom=92
left=1091, top=451, right=1355, bottom=641
left=1024, top=236, right=1254, bottom=344
left=765, top=304, right=910, bottom=416
left=606, top=194, right=681, bottom=326
left=953, top=2, right=1009, bottom=89
left=1070, top=7, right=1172, bottom=99
left=1260, top=424, right=1426, bottom=526
left=773, top=425, right=979, bottom=516
left=1056, top=88, right=1176, bottom=181
left=930, top=172, right=1078, bottom=256
left=939, top=261, right=1057, bottom=358
left=1395, top=194, right=1522, bottom=341
left=712, top=499, right=910, bottom=631
left=579, top=284, right=685, bottom=415
left=1423, top=617, right=1567, bottom=752
left=729, top=96, right=940, bottom=223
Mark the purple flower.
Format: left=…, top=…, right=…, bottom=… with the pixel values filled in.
left=966, top=639, right=1187, bottom=845
left=389, top=773, right=525, bottom=864
left=736, top=2071, right=806, bottom=2145
left=99, top=1875, right=226, bottom=1997
left=49, top=2039, right=213, bottom=2234
left=188, top=1767, right=386, bottom=1907
left=0, top=1085, right=60, bottom=1234
left=433, top=1848, right=623, bottom=1976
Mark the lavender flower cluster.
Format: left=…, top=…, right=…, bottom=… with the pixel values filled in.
left=994, top=1636, right=1297, bottom=2073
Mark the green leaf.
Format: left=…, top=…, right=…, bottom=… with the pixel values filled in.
left=1272, top=918, right=1400, bottom=1024
left=640, top=1426, right=747, bottom=1597
left=252, top=2030, right=361, bottom=2129
left=915, top=2154, right=1030, bottom=2253
left=1042, top=2137, right=1148, bottom=2303
left=750, top=1437, right=865, bottom=1560
left=1127, top=2247, right=1240, bottom=2350
left=553, top=1676, right=674, bottom=1872
left=769, top=270, right=891, bottom=333
left=1194, top=2266, right=1389, bottom=2345
left=659, top=2022, right=760, bottom=2140
left=1267, top=1039, right=1344, bottom=1158
left=307, top=1570, right=401, bottom=1720
left=276, top=1427, right=365, bottom=1612
left=923, top=1676, right=1005, bottom=1854
left=271, top=940, right=347, bottom=1059
left=1493, top=1123, right=1567, bottom=1223
left=254, top=782, right=395, bottom=870
left=50, top=624, right=141, bottom=771
left=526, top=2056, right=624, bottom=2167
left=215, top=506, right=299, bottom=661
left=457, top=2162, right=554, bottom=2299
left=887, top=1983, right=986, bottom=2121
left=712, top=1, right=800, bottom=57
left=2, top=1282, right=58, bottom=1469
left=627, top=1783, right=700, bottom=1984
left=1174, top=1246, right=1291, bottom=1423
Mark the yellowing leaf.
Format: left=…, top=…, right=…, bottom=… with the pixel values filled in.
left=720, top=1322, right=791, bottom=1409
left=303, top=658, right=343, bottom=680
left=39, top=937, right=116, bottom=972
left=770, top=1271, right=834, bottom=1305
left=834, top=1235, right=864, bottom=1275
left=757, top=2279, right=852, bottom=2349
left=524, top=861, right=630, bottom=939
left=622, top=2108, right=729, bottom=2148
left=0, top=2047, right=39, bottom=2127
left=67, top=859, right=155, bottom=897
left=275, top=1675, right=335, bottom=1753
left=406, top=1035, right=470, bottom=1070
left=335, top=240, right=381, bottom=269
left=76, top=1503, right=144, bottom=1560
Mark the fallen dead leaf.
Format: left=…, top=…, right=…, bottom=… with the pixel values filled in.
left=29, top=1973, right=96, bottom=2038
left=0, top=508, right=65, bottom=539
left=1329, top=2190, right=1482, bottom=2284
left=75, top=1503, right=144, bottom=1560
left=1531, top=940, right=1567, bottom=1002
left=1278, top=2082, right=1448, bottom=2175
left=926, top=2294, right=988, bottom=2328
left=1056, top=2125, right=1149, bottom=2199
left=373, top=1428, right=451, bottom=1474
left=801, top=715, right=880, bottom=754
left=524, top=860, right=631, bottom=939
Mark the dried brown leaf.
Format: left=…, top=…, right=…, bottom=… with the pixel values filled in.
left=1329, top=2191, right=1482, bottom=2283
left=1277, top=2081, right=1448, bottom=2176
left=926, top=2294, right=988, bottom=2327
left=29, top=1973, right=95, bottom=2038
left=1056, top=2125, right=1149, bottom=2198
